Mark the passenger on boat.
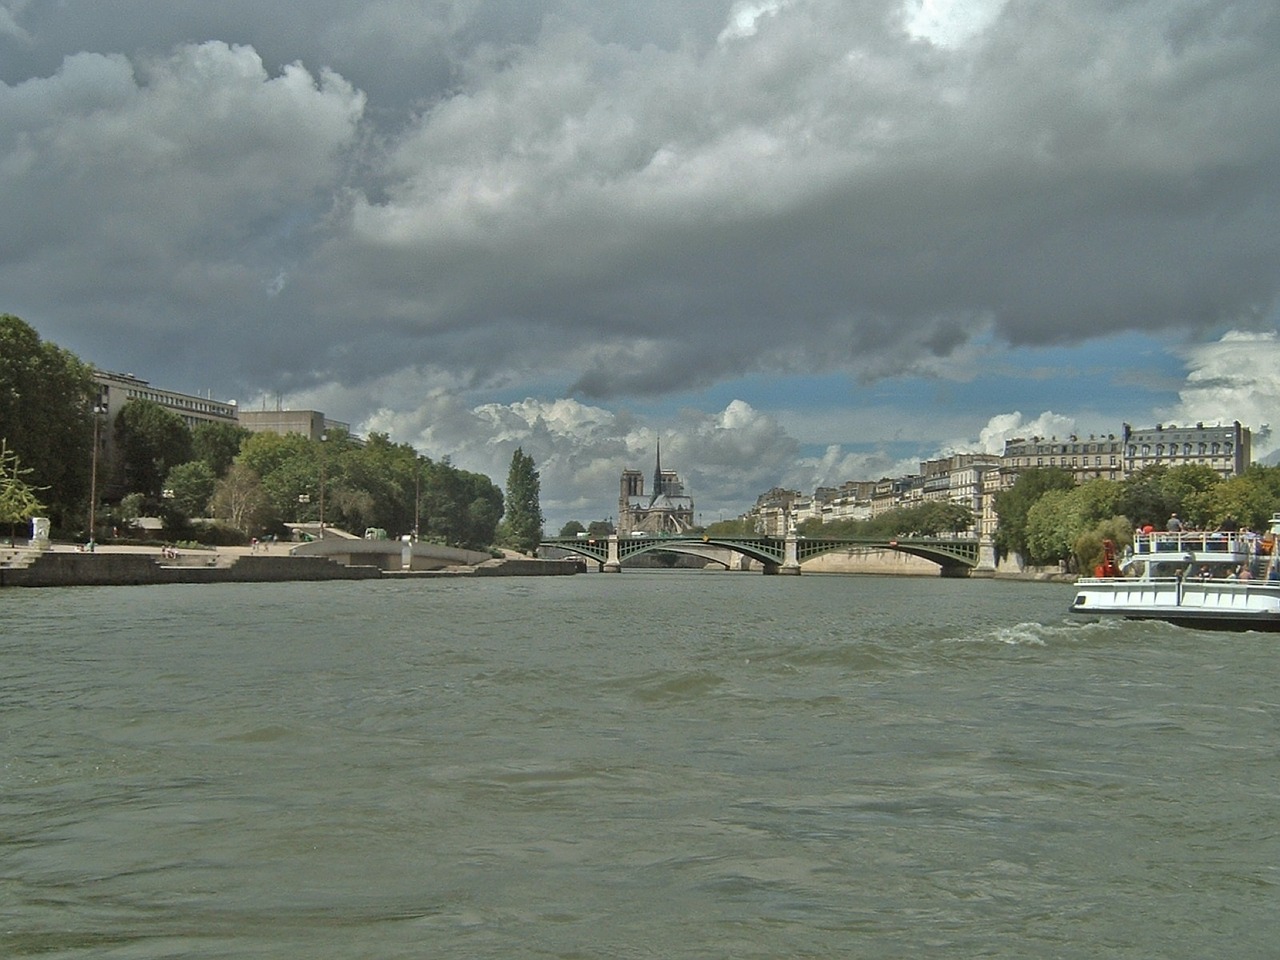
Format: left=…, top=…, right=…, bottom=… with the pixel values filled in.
left=1167, top=514, right=1182, bottom=532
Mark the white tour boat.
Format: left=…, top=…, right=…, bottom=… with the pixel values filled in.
left=1070, top=514, right=1280, bottom=630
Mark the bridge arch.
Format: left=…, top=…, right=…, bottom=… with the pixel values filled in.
left=540, top=533, right=993, bottom=576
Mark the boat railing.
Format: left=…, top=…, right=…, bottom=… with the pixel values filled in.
left=1134, top=530, right=1255, bottom=556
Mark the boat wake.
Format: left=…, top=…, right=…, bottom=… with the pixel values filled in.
left=946, top=616, right=1125, bottom=647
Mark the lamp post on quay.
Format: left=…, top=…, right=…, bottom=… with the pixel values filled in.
left=413, top=455, right=422, bottom=542
left=317, top=432, right=329, bottom=537
left=87, top=401, right=106, bottom=548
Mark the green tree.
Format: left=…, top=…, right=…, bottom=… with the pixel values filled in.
left=462, top=482, right=505, bottom=548
left=501, top=447, right=542, bottom=554
left=237, top=430, right=317, bottom=521
left=1183, top=474, right=1275, bottom=532
left=993, top=467, right=1076, bottom=561
left=1023, top=478, right=1124, bottom=569
left=210, top=462, right=272, bottom=534
left=118, top=492, right=148, bottom=525
left=559, top=520, right=586, bottom=537
left=431, top=465, right=504, bottom=549
left=192, top=421, right=251, bottom=477
left=587, top=519, right=616, bottom=538
left=114, top=399, right=193, bottom=499
left=0, top=315, right=95, bottom=529
left=0, top=439, right=47, bottom=535
left=1025, top=489, right=1076, bottom=566
left=164, top=460, right=217, bottom=520
left=1073, top=515, right=1134, bottom=575
left=706, top=516, right=757, bottom=536
left=916, top=500, right=975, bottom=536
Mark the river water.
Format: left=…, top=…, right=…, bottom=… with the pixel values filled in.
left=4, top=572, right=1278, bottom=958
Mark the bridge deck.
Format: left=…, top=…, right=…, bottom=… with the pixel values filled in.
left=540, top=533, right=986, bottom=573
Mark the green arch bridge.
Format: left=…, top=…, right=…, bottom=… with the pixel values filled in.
left=540, top=532, right=996, bottom=576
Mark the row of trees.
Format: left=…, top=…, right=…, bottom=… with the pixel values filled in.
left=797, top=499, right=975, bottom=540
left=993, top=462, right=1280, bottom=572
left=113, top=401, right=526, bottom=550
left=0, top=314, right=546, bottom=552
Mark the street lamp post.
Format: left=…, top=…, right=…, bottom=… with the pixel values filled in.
left=88, top=402, right=105, bottom=546
left=317, top=432, right=328, bottom=537
left=413, top=455, right=421, bottom=542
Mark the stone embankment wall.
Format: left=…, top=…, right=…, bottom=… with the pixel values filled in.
left=802, top=548, right=942, bottom=576
left=0, top=552, right=382, bottom=587
left=800, top=548, right=1074, bottom=581
left=0, top=550, right=581, bottom=588
left=471, top=558, right=581, bottom=576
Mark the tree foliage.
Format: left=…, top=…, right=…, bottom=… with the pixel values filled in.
left=587, top=518, right=616, bottom=538
left=223, top=429, right=504, bottom=546
left=164, top=460, right=217, bottom=520
left=500, top=447, right=542, bottom=554
left=210, top=462, right=272, bottom=534
left=706, top=516, right=758, bottom=537
left=996, top=462, right=1280, bottom=569
left=1114, top=464, right=1220, bottom=530
left=0, top=314, right=95, bottom=529
left=993, top=467, right=1076, bottom=560
left=1184, top=472, right=1276, bottom=532
left=114, top=399, right=193, bottom=499
left=1022, top=478, right=1126, bottom=568
left=0, top=439, right=47, bottom=529
left=801, top=499, right=975, bottom=539
left=191, top=421, right=251, bottom=477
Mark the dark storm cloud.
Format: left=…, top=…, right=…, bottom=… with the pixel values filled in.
left=300, top=0, right=1280, bottom=399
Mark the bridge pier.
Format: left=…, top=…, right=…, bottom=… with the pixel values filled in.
left=762, top=563, right=802, bottom=575
left=971, top=536, right=998, bottom=578
left=780, top=535, right=801, bottom=575
left=603, top=534, right=622, bottom=573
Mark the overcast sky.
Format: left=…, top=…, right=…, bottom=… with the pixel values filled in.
left=4, top=0, right=1278, bottom=529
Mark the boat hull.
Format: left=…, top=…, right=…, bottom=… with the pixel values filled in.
left=1071, top=577, right=1280, bottom=631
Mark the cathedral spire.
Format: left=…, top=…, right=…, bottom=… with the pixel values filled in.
left=653, top=439, right=663, bottom=494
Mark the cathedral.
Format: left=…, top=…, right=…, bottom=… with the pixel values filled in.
left=618, top=443, right=696, bottom=534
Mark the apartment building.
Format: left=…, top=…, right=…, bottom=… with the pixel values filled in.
left=818, top=480, right=875, bottom=523
left=1000, top=434, right=1125, bottom=484
left=1122, top=421, right=1250, bottom=478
